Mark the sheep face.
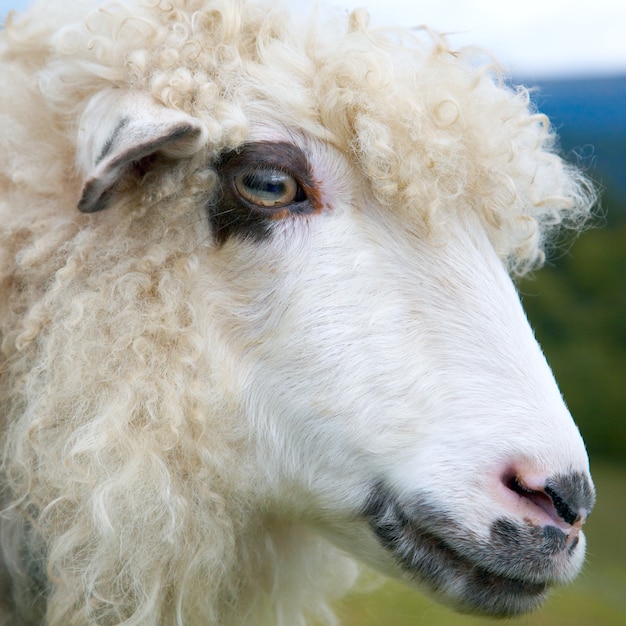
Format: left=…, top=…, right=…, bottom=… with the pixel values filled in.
left=203, top=135, right=594, bottom=618
left=0, top=1, right=596, bottom=623
left=74, top=96, right=594, bottom=618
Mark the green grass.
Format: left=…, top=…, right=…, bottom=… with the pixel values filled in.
left=338, top=462, right=626, bottom=626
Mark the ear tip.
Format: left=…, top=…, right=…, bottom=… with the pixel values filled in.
left=78, top=179, right=110, bottom=213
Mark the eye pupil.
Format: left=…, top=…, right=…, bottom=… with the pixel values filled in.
left=244, top=173, right=283, bottom=196
left=234, top=169, right=303, bottom=207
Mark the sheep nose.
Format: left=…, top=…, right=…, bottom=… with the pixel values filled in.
left=504, top=470, right=595, bottom=529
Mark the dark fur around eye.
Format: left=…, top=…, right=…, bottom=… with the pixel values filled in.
left=208, top=141, right=322, bottom=244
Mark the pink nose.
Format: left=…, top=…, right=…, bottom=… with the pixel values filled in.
left=503, top=470, right=595, bottom=531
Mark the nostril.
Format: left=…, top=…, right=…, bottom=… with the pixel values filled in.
left=505, top=475, right=566, bottom=526
left=503, top=470, right=595, bottom=529
left=544, top=484, right=578, bottom=525
left=545, top=472, right=595, bottom=523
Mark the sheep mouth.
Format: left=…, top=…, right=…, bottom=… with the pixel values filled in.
left=362, top=485, right=564, bottom=617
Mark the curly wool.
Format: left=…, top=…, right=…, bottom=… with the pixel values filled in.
left=6, top=0, right=594, bottom=271
left=0, top=1, right=594, bottom=625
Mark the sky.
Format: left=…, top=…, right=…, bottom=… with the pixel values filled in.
left=1, top=0, right=625, bottom=78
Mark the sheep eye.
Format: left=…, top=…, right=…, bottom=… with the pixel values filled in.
left=211, top=142, right=320, bottom=243
left=233, top=169, right=305, bottom=208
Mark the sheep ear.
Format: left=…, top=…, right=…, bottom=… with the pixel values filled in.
left=77, top=90, right=207, bottom=213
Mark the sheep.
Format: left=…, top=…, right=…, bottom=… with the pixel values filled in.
left=0, top=0, right=596, bottom=625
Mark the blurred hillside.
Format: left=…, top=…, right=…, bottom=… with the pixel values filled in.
left=519, top=75, right=626, bottom=464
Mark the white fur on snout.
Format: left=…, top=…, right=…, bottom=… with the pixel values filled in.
left=230, top=190, right=592, bottom=584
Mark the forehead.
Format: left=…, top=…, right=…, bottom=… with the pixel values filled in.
left=170, top=7, right=431, bottom=145
left=93, top=0, right=578, bottom=274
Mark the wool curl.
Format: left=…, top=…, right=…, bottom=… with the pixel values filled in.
left=5, top=0, right=595, bottom=272
left=0, top=1, right=595, bottom=625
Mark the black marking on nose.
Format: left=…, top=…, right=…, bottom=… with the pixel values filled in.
left=544, top=472, right=595, bottom=525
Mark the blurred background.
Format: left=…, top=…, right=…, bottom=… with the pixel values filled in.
left=2, top=1, right=625, bottom=624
